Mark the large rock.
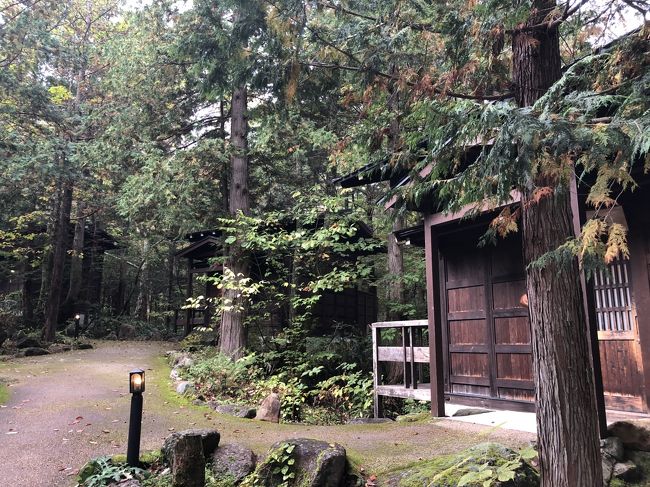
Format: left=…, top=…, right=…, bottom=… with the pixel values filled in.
left=383, top=443, right=539, bottom=487
left=16, top=334, right=42, bottom=349
left=254, top=438, right=346, bottom=487
left=211, top=443, right=257, bottom=483
left=608, top=420, right=650, bottom=451
left=613, top=460, right=640, bottom=482
left=255, top=393, right=280, bottom=423
left=22, top=347, right=50, bottom=356
left=48, top=343, right=72, bottom=354
left=118, top=324, right=136, bottom=340
left=211, top=402, right=256, bottom=419
left=601, top=437, right=624, bottom=462
left=170, top=433, right=204, bottom=487
left=163, top=429, right=220, bottom=463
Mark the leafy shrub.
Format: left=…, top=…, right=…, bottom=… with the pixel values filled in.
left=76, top=456, right=147, bottom=487
left=183, top=350, right=252, bottom=399
left=313, top=363, right=373, bottom=421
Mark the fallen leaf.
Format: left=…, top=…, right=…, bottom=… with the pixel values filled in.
left=102, top=430, right=110, bottom=434
left=6, top=431, right=17, bottom=435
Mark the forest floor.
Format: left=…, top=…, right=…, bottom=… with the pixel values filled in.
left=0, top=341, right=534, bottom=486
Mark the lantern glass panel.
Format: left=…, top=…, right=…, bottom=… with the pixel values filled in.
left=129, top=369, right=145, bottom=393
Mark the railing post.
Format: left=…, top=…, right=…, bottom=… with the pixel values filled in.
left=409, top=326, right=417, bottom=389
left=372, top=324, right=382, bottom=417
left=402, top=326, right=408, bottom=388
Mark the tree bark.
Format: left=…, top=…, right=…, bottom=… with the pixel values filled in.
left=220, top=84, right=249, bottom=359
left=513, top=1, right=602, bottom=485
left=135, top=237, right=150, bottom=321
left=386, top=212, right=405, bottom=321
left=42, top=179, right=73, bottom=342
left=62, top=200, right=86, bottom=317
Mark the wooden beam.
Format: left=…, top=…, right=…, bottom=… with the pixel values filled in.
left=377, top=346, right=430, bottom=363
left=424, top=217, right=446, bottom=417
left=571, top=175, right=608, bottom=437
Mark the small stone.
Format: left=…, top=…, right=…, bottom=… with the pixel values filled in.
left=76, top=342, right=93, bottom=350
left=48, top=343, right=72, bottom=354
left=613, top=460, right=639, bottom=482
left=176, top=381, right=192, bottom=395
left=255, top=393, right=280, bottom=423
left=211, top=443, right=256, bottom=483
left=176, top=357, right=194, bottom=368
left=170, top=368, right=181, bottom=381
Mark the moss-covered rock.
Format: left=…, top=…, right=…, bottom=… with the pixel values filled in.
left=383, top=443, right=539, bottom=487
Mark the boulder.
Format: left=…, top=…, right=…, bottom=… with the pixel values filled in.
left=613, top=460, right=640, bottom=482
left=176, top=381, right=192, bottom=395
left=608, top=420, right=650, bottom=451
left=601, top=436, right=624, bottom=462
left=211, top=402, right=257, bottom=419
left=254, top=438, right=346, bottom=487
left=163, top=429, right=220, bottom=463
left=22, top=347, right=50, bottom=356
left=255, top=393, right=281, bottom=423
left=170, top=433, right=204, bottom=487
left=16, top=334, right=42, bottom=349
left=118, top=324, right=136, bottom=340
left=346, top=418, right=394, bottom=424
left=176, top=356, right=194, bottom=368
left=211, top=443, right=257, bottom=483
left=48, top=343, right=72, bottom=354
left=383, top=443, right=539, bottom=487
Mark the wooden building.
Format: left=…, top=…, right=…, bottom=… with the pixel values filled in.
left=175, top=224, right=380, bottom=337
left=338, top=164, right=650, bottom=416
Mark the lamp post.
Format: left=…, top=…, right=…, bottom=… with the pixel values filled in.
left=74, top=314, right=81, bottom=339
left=127, top=369, right=145, bottom=467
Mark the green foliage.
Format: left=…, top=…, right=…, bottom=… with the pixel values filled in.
left=76, top=456, right=147, bottom=487
left=183, top=349, right=251, bottom=398
left=243, top=442, right=297, bottom=487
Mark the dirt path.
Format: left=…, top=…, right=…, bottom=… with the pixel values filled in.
left=0, top=341, right=534, bottom=486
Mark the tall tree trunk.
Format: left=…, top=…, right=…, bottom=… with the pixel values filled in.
left=513, top=2, right=602, bottom=485
left=62, top=200, right=86, bottom=317
left=166, top=242, right=176, bottom=331
left=135, top=237, right=150, bottom=321
left=42, top=179, right=73, bottom=342
left=39, top=186, right=60, bottom=312
left=386, top=212, right=405, bottom=320
left=220, top=84, right=249, bottom=359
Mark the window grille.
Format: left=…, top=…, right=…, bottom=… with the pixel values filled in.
left=594, top=258, right=634, bottom=332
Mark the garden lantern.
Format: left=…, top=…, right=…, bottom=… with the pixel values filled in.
left=74, top=314, right=81, bottom=339
left=127, top=368, right=145, bottom=467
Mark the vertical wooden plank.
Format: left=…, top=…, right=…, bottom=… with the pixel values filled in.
left=424, top=215, right=446, bottom=417
left=410, top=326, right=417, bottom=389
left=372, top=324, right=381, bottom=418
left=571, top=175, right=607, bottom=436
left=624, top=204, right=650, bottom=413
left=484, top=248, right=498, bottom=398
left=184, top=258, right=193, bottom=337
left=402, top=326, right=408, bottom=387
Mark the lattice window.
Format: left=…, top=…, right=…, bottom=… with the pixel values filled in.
left=594, top=258, right=634, bottom=332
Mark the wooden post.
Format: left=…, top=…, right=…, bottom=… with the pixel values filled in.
left=184, top=258, right=193, bottom=337
left=424, top=216, right=445, bottom=417
left=402, top=326, right=408, bottom=388
left=372, top=324, right=382, bottom=417
left=570, top=175, right=607, bottom=437
left=409, top=326, right=417, bottom=389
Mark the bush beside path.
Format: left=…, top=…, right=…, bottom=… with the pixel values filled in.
left=0, top=341, right=533, bottom=486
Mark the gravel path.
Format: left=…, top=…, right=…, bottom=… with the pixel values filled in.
left=0, top=341, right=534, bottom=486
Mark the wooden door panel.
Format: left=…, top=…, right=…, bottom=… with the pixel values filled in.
left=450, top=352, right=489, bottom=378
left=493, top=280, right=527, bottom=310
left=447, top=286, right=485, bottom=312
left=494, top=317, right=531, bottom=344
left=449, top=319, right=488, bottom=345
left=496, top=353, right=533, bottom=381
